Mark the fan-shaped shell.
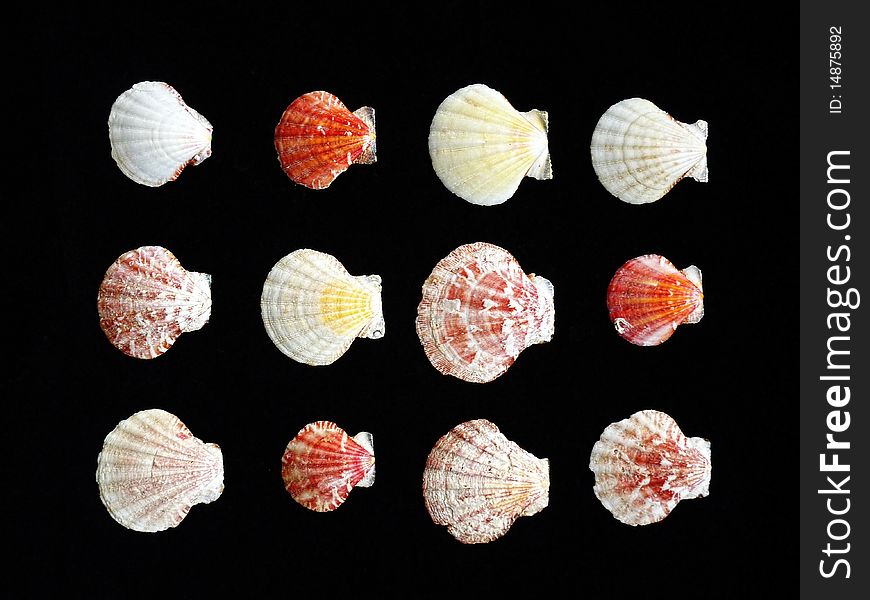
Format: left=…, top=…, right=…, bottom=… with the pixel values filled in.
left=590, top=98, right=707, bottom=204
left=274, top=91, right=376, bottom=189
left=423, top=419, right=550, bottom=544
left=261, top=249, right=384, bottom=365
left=96, top=409, right=224, bottom=532
left=415, top=242, right=554, bottom=383
left=97, top=246, right=212, bottom=359
left=281, top=421, right=375, bottom=512
left=607, top=254, right=703, bottom=346
left=108, top=81, right=213, bottom=187
left=428, top=84, right=552, bottom=206
left=589, top=410, right=711, bottom=526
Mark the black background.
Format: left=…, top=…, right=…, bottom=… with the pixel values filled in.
left=19, top=4, right=796, bottom=597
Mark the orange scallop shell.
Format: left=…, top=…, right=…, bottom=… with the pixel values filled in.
left=606, top=254, right=703, bottom=346
left=274, top=91, right=376, bottom=190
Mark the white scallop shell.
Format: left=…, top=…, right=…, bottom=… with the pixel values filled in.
left=108, top=81, right=213, bottom=187
left=423, top=419, right=550, bottom=544
left=590, top=98, right=707, bottom=204
left=260, top=249, right=385, bottom=365
left=96, top=409, right=224, bottom=532
left=428, top=84, right=552, bottom=206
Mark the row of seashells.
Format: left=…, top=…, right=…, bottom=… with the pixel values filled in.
left=108, top=82, right=708, bottom=205
left=96, top=409, right=712, bottom=541
left=97, top=244, right=705, bottom=378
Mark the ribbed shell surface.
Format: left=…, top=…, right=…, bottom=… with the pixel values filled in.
left=97, top=246, right=212, bottom=359
left=589, top=410, right=711, bottom=526
left=416, top=242, right=554, bottom=383
left=428, top=84, right=552, bottom=206
left=422, top=419, right=550, bottom=544
left=281, top=421, right=375, bottom=512
left=108, top=81, right=213, bottom=187
left=590, top=98, right=707, bottom=204
left=607, top=254, right=703, bottom=346
left=260, top=249, right=384, bottom=365
left=96, top=409, right=224, bottom=532
left=274, top=91, right=376, bottom=189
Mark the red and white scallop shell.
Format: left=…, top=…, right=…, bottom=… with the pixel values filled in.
left=96, top=409, right=224, bottom=532
left=97, top=246, right=212, bottom=359
left=281, top=421, right=375, bottom=512
left=607, top=254, right=703, bottom=346
left=108, top=81, right=213, bottom=187
left=423, top=419, right=550, bottom=544
left=589, top=410, right=711, bottom=526
left=415, top=242, right=555, bottom=383
left=274, top=91, right=376, bottom=190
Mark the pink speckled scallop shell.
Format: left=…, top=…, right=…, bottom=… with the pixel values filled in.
left=606, top=254, right=703, bottom=346
left=97, top=246, right=212, bottom=359
left=423, top=419, right=550, bottom=544
left=589, top=410, right=711, bottom=526
left=274, top=91, right=376, bottom=190
left=415, top=242, right=555, bottom=383
left=281, top=421, right=375, bottom=512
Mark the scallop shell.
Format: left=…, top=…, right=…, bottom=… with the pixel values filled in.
left=96, top=409, right=224, bottom=532
left=261, top=249, right=384, bottom=365
left=415, top=242, right=554, bottom=383
left=589, top=410, right=711, bottom=526
left=274, top=91, right=376, bottom=190
left=97, top=246, right=212, bottom=359
left=607, top=254, right=703, bottom=346
left=108, top=81, right=213, bottom=187
left=428, top=84, right=552, bottom=206
left=281, top=421, right=375, bottom=512
left=590, top=98, right=707, bottom=204
left=423, top=419, right=550, bottom=544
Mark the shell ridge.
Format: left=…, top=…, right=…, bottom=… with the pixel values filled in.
left=436, top=146, right=530, bottom=200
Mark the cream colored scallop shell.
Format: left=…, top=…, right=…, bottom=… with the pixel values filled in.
left=260, top=249, right=385, bottom=365
left=590, top=98, right=707, bottom=204
left=109, top=81, right=213, bottom=187
left=423, top=419, right=550, bottom=543
left=96, top=409, right=224, bottom=532
left=428, top=84, right=552, bottom=206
